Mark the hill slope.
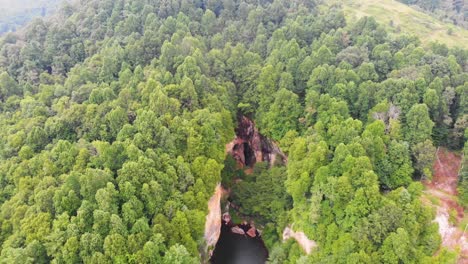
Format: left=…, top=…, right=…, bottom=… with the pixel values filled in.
left=340, top=0, right=468, bottom=47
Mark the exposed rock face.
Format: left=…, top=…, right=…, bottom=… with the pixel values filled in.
left=205, top=116, right=285, bottom=260
left=204, top=184, right=224, bottom=256
left=283, top=226, right=317, bottom=254
left=226, top=116, right=287, bottom=168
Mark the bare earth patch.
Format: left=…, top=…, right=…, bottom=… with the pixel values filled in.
left=423, top=147, right=467, bottom=263
left=283, top=226, right=317, bottom=254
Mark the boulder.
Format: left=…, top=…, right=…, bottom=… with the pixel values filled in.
left=247, top=227, right=257, bottom=238
left=231, top=226, right=245, bottom=235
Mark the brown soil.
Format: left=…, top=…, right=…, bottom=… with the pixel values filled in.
left=423, top=147, right=466, bottom=263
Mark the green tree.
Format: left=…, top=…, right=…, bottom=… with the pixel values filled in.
left=26, top=127, right=48, bottom=152
left=262, top=89, right=302, bottom=141
left=405, top=104, right=434, bottom=145
left=411, top=140, right=436, bottom=180
left=379, top=140, right=414, bottom=189
left=162, top=244, right=197, bottom=264
left=0, top=72, right=19, bottom=101
left=103, top=233, right=127, bottom=261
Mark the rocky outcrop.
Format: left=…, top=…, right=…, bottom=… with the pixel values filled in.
left=204, top=184, right=224, bottom=256
left=231, top=226, right=246, bottom=235
left=222, top=212, right=231, bottom=224
left=226, top=116, right=287, bottom=168
left=283, top=226, right=317, bottom=255
left=207, top=116, right=284, bottom=260
left=247, top=227, right=257, bottom=238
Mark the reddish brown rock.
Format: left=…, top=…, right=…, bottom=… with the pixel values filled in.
left=226, top=116, right=287, bottom=169
left=246, top=227, right=257, bottom=238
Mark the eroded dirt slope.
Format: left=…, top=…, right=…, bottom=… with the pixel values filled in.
left=423, top=148, right=466, bottom=263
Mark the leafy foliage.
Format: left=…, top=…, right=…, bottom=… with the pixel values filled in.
left=0, top=0, right=465, bottom=263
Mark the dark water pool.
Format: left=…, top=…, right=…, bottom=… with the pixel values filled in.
left=210, top=224, right=268, bottom=264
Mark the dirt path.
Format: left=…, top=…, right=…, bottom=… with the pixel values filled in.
left=423, top=147, right=466, bottom=263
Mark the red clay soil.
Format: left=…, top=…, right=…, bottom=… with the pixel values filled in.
left=423, top=147, right=466, bottom=263
left=429, top=147, right=463, bottom=195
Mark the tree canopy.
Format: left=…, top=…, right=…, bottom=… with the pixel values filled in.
left=0, top=0, right=466, bottom=263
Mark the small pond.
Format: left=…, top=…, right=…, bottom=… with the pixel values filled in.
left=210, top=223, right=268, bottom=264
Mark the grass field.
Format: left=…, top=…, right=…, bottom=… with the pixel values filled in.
left=337, top=0, right=468, bottom=48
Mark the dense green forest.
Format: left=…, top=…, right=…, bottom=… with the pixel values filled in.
left=0, top=0, right=466, bottom=263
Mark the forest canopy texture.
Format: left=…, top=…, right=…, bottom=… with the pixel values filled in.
left=0, top=0, right=466, bottom=263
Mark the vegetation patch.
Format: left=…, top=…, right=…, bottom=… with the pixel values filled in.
left=339, top=0, right=468, bottom=47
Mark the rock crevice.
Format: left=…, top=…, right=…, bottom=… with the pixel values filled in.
left=226, top=116, right=287, bottom=168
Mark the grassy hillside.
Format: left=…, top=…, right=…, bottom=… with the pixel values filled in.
left=339, top=0, right=468, bottom=48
